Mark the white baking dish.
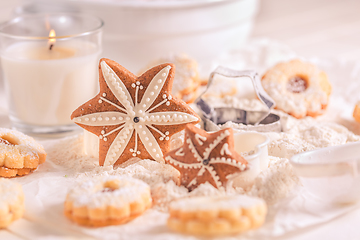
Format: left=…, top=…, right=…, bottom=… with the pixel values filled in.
left=290, top=142, right=360, bottom=203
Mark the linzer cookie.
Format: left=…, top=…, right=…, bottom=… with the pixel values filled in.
left=64, top=176, right=152, bottom=227
left=164, top=124, right=247, bottom=191
left=167, top=195, right=267, bottom=236
left=261, top=59, right=332, bottom=119
left=0, top=178, right=25, bottom=228
left=0, top=128, right=46, bottom=177
left=71, top=58, right=200, bottom=167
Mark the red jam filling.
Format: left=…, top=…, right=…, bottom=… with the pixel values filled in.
left=287, top=76, right=308, bottom=93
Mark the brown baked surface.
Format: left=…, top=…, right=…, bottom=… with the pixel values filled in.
left=164, top=124, right=247, bottom=191
left=71, top=58, right=200, bottom=167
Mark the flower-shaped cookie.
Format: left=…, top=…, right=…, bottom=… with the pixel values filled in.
left=71, top=58, right=200, bottom=166
left=164, top=124, right=247, bottom=191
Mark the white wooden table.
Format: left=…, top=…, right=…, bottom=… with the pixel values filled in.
left=1, top=0, right=360, bottom=239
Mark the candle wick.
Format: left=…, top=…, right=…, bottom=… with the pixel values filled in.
left=49, top=44, right=54, bottom=51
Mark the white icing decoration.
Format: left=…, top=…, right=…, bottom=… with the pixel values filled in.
left=187, top=178, right=197, bottom=188
left=145, top=112, right=198, bottom=125
left=175, top=148, right=185, bottom=156
left=186, top=138, right=203, bottom=163
left=220, top=143, right=232, bottom=156
left=74, top=62, right=199, bottom=165
left=105, top=124, right=133, bottom=165
left=205, top=165, right=222, bottom=189
left=195, top=133, right=207, bottom=146
left=165, top=156, right=202, bottom=169
left=167, top=129, right=244, bottom=189
left=203, top=130, right=230, bottom=159
left=73, top=112, right=127, bottom=127
left=100, top=61, right=134, bottom=115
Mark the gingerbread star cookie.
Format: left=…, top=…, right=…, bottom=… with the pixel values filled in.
left=71, top=58, right=200, bottom=166
left=164, top=124, right=248, bottom=191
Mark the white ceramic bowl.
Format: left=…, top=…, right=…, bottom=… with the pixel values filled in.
left=16, top=0, right=259, bottom=73
left=290, top=142, right=360, bottom=204
left=232, top=132, right=270, bottom=188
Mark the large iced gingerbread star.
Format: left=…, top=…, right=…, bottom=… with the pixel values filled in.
left=164, top=124, right=248, bottom=191
left=71, top=58, right=200, bottom=166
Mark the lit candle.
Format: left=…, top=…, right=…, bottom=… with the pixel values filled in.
left=0, top=13, right=103, bottom=135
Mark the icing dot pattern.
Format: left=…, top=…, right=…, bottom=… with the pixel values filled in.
left=164, top=126, right=247, bottom=191
left=72, top=61, right=199, bottom=166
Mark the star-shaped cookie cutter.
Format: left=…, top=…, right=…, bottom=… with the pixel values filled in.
left=196, top=66, right=281, bottom=132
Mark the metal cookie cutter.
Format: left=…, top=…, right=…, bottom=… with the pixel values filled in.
left=195, top=66, right=281, bottom=132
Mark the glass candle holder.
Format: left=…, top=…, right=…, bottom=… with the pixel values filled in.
left=0, top=13, right=103, bottom=136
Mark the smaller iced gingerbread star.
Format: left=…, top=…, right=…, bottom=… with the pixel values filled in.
left=164, top=124, right=248, bottom=191
left=71, top=58, right=200, bottom=166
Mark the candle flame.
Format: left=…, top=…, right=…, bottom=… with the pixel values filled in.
left=48, top=29, right=56, bottom=49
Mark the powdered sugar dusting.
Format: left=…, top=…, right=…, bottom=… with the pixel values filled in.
left=170, top=195, right=265, bottom=211
left=77, top=159, right=180, bottom=188
left=249, top=157, right=299, bottom=205
left=44, top=134, right=98, bottom=174
left=67, top=175, right=151, bottom=208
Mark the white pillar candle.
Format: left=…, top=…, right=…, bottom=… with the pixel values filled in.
left=0, top=13, right=103, bottom=134
left=1, top=41, right=99, bottom=126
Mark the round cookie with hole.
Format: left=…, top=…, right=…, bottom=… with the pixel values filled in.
left=0, top=128, right=46, bottom=177
left=167, top=195, right=267, bottom=236
left=64, top=175, right=152, bottom=227
left=261, top=59, right=332, bottom=119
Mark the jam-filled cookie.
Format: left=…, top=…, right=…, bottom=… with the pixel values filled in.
left=64, top=176, right=152, bottom=227
left=0, top=178, right=25, bottom=228
left=0, top=128, right=46, bottom=177
left=167, top=195, right=267, bottom=236
left=261, top=59, right=332, bottom=118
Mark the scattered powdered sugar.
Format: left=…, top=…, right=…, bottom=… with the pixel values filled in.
left=266, top=115, right=360, bottom=159
left=40, top=96, right=360, bottom=211
left=151, top=181, right=188, bottom=211
left=249, top=156, right=299, bottom=205
left=67, top=175, right=150, bottom=208
left=77, top=159, right=180, bottom=189
left=43, top=134, right=99, bottom=174
left=151, top=181, right=234, bottom=212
